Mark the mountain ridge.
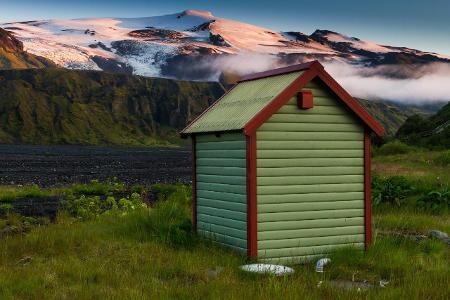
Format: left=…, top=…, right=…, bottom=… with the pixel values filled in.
left=0, top=27, right=55, bottom=69
left=2, top=10, right=449, bottom=81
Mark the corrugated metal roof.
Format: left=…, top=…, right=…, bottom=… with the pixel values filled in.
left=184, top=71, right=302, bottom=133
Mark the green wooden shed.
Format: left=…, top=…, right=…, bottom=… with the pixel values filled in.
left=181, top=61, right=384, bottom=264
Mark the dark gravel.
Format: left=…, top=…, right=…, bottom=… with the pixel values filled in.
left=0, top=144, right=192, bottom=187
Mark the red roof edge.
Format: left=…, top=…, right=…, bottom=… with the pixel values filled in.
left=238, top=60, right=323, bottom=82
left=315, top=68, right=384, bottom=137
left=181, top=60, right=384, bottom=137
left=244, top=62, right=384, bottom=137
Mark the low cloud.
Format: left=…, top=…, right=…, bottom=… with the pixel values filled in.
left=211, top=53, right=280, bottom=75
left=323, top=61, right=450, bottom=104
left=206, top=53, right=450, bottom=104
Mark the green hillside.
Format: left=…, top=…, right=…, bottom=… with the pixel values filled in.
left=396, top=102, right=450, bottom=149
left=0, top=68, right=224, bottom=146
left=355, top=98, right=433, bottom=136
left=0, top=66, right=439, bottom=146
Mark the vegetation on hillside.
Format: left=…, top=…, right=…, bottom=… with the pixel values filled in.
left=396, top=102, right=450, bottom=149
left=0, top=68, right=224, bottom=146
left=355, top=98, right=434, bottom=136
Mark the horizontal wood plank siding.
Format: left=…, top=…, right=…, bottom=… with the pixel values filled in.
left=256, top=79, right=365, bottom=263
left=196, top=133, right=247, bottom=252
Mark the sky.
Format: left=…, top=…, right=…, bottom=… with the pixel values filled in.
left=1, top=0, right=449, bottom=55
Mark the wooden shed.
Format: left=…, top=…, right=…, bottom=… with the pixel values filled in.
left=181, top=61, right=384, bottom=264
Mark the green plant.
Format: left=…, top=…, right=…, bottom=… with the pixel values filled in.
left=416, top=188, right=450, bottom=214
left=377, top=141, right=416, bottom=156
left=434, top=150, right=450, bottom=166
left=119, top=185, right=193, bottom=247
left=68, top=179, right=125, bottom=196
left=61, top=192, right=145, bottom=219
left=372, top=175, right=412, bottom=206
left=0, top=185, right=52, bottom=202
left=0, top=203, right=13, bottom=213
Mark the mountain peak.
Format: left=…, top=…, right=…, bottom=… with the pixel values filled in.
left=180, top=10, right=214, bottom=19
left=0, top=28, right=23, bottom=52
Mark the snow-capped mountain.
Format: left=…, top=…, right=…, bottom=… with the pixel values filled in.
left=2, top=9, right=449, bottom=81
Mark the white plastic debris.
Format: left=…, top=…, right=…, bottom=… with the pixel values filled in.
left=315, top=258, right=331, bottom=273
left=379, top=280, right=390, bottom=288
left=240, top=264, right=294, bottom=276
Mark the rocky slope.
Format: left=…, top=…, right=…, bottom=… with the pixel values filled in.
left=0, top=28, right=54, bottom=69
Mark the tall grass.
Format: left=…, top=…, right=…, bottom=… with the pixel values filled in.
left=0, top=184, right=449, bottom=299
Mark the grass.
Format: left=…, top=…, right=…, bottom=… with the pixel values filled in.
left=372, top=149, right=450, bottom=188
left=0, top=149, right=448, bottom=299
left=0, top=179, right=130, bottom=202
left=0, top=206, right=448, bottom=299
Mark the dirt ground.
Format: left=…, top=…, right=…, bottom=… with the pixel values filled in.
left=0, top=144, right=192, bottom=187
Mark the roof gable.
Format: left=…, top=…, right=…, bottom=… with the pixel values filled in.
left=181, top=61, right=384, bottom=137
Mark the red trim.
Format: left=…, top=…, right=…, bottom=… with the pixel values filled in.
left=191, top=135, right=197, bottom=232
left=239, top=60, right=323, bottom=82
left=244, top=63, right=384, bottom=137
left=364, top=130, right=372, bottom=249
left=182, top=61, right=383, bottom=137
left=316, top=70, right=384, bottom=137
left=180, top=84, right=237, bottom=136
left=244, top=68, right=317, bottom=135
left=246, top=133, right=257, bottom=258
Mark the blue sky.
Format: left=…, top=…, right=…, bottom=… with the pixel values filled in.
left=1, top=0, right=449, bottom=55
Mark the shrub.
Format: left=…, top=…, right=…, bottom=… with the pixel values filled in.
left=416, top=188, right=450, bottom=214
left=372, top=175, right=412, bottom=206
left=119, top=185, right=194, bottom=248
left=61, top=192, right=145, bottom=219
left=434, top=151, right=450, bottom=166
left=0, top=185, right=51, bottom=202
left=68, top=178, right=125, bottom=196
left=377, top=141, right=415, bottom=156
left=0, top=203, right=13, bottom=214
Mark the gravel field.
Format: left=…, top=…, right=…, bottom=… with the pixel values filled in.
left=0, top=144, right=192, bottom=187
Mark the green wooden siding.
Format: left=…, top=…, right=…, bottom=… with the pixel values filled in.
left=256, top=79, right=365, bottom=264
left=196, top=133, right=247, bottom=252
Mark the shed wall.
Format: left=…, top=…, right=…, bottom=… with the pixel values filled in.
left=256, top=79, right=365, bottom=264
left=195, top=133, right=247, bottom=252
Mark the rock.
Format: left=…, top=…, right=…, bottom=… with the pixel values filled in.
left=329, top=280, right=373, bottom=291
left=206, top=266, right=224, bottom=279
left=17, top=256, right=32, bottom=265
left=428, top=230, right=450, bottom=245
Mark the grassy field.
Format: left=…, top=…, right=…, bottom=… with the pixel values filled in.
left=0, top=149, right=449, bottom=299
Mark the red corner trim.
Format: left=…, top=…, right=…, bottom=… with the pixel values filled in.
left=364, top=130, right=372, bottom=249
left=239, top=60, right=323, bottom=82
left=191, top=135, right=197, bottom=232
left=180, top=84, right=237, bottom=136
left=244, top=68, right=318, bottom=135
left=246, top=133, right=257, bottom=258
